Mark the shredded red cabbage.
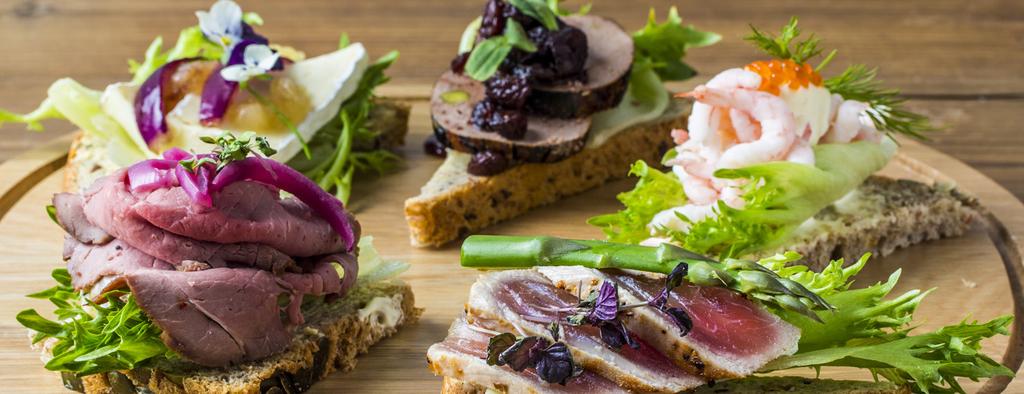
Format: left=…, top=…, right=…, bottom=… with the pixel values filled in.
left=212, top=157, right=357, bottom=252
left=134, top=59, right=196, bottom=144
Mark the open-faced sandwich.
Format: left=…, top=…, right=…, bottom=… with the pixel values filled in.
left=589, top=18, right=977, bottom=265
left=404, top=0, right=718, bottom=247
left=18, top=135, right=419, bottom=393
left=427, top=234, right=1013, bottom=393
left=0, top=0, right=409, bottom=203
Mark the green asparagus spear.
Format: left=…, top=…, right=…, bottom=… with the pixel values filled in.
left=461, top=235, right=832, bottom=321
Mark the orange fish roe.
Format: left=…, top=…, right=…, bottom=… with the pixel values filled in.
left=744, top=59, right=823, bottom=95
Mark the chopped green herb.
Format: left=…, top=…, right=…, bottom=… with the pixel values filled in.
left=507, top=0, right=559, bottom=30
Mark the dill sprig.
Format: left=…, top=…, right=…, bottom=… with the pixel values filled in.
left=744, top=17, right=822, bottom=65
left=746, top=17, right=933, bottom=139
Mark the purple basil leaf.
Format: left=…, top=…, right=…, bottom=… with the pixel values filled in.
left=665, top=262, right=689, bottom=291
left=134, top=58, right=195, bottom=144
left=535, top=342, right=576, bottom=385
left=664, top=307, right=693, bottom=336
left=598, top=320, right=639, bottom=350
left=485, top=333, right=517, bottom=366
left=586, top=281, right=619, bottom=323
left=198, top=65, right=238, bottom=126
left=648, top=289, right=668, bottom=309
left=498, top=336, right=549, bottom=372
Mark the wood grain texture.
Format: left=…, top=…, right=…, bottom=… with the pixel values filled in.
left=0, top=0, right=1021, bottom=198
left=0, top=102, right=1021, bottom=393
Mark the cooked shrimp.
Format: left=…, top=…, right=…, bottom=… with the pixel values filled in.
left=685, top=86, right=798, bottom=170
left=673, top=166, right=718, bottom=205
left=648, top=203, right=718, bottom=233
left=730, top=108, right=760, bottom=143
left=784, top=138, right=815, bottom=165
left=824, top=99, right=868, bottom=143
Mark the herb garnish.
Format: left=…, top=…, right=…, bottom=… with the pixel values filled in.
left=485, top=329, right=582, bottom=385
left=181, top=132, right=277, bottom=172
left=745, top=17, right=933, bottom=139
left=632, top=7, right=721, bottom=82
left=16, top=269, right=174, bottom=375
left=465, top=19, right=540, bottom=81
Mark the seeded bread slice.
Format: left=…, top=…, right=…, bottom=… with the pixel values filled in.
left=763, top=175, right=978, bottom=270
left=66, top=280, right=421, bottom=394
left=63, top=98, right=411, bottom=193
left=404, top=102, right=687, bottom=247
left=441, top=376, right=908, bottom=394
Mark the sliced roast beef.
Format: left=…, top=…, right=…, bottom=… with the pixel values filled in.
left=133, top=181, right=346, bottom=257
left=82, top=171, right=298, bottom=273
left=427, top=317, right=627, bottom=394
left=432, top=71, right=592, bottom=163
left=64, top=236, right=173, bottom=293
left=53, top=193, right=112, bottom=245
left=126, top=262, right=344, bottom=367
left=539, top=266, right=800, bottom=378
left=524, top=15, right=633, bottom=119
left=467, top=270, right=705, bottom=393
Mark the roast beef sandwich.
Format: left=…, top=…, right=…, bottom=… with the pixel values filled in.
left=404, top=1, right=719, bottom=247
left=426, top=235, right=1013, bottom=393
left=589, top=18, right=976, bottom=266
left=1, top=0, right=409, bottom=204
left=18, top=136, right=419, bottom=393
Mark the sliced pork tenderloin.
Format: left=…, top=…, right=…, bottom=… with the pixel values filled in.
left=538, top=266, right=801, bottom=378
left=467, top=270, right=705, bottom=393
left=427, top=317, right=627, bottom=394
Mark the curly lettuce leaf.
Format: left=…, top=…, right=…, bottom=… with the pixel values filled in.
left=687, top=141, right=889, bottom=257
left=762, top=316, right=1014, bottom=394
left=16, top=268, right=173, bottom=375
left=588, top=161, right=686, bottom=243
left=632, top=7, right=720, bottom=81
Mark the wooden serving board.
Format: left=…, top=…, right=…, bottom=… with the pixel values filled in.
left=0, top=100, right=1021, bottom=393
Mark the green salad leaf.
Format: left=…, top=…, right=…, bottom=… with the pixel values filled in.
left=588, top=161, right=686, bottom=244
left=763, top=316, right=1014, bottom=393
left=287, top=45, right=401, bottom=204
left=593, top=141, right=890, bottom=258
left=16, top=269, right=173, bottom=376
left=632, top=7, right=721, bottom=82
left=355, top=236, right=411, bottom=284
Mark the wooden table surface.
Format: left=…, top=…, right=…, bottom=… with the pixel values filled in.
left=0, top=0, right=1021, bottom=199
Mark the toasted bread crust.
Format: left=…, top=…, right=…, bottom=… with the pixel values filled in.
left=405, top=114, right=684, bottom=247
left=62, top=98, right=411, bottom=193
left=74, top=281, right=420, bottom=394
left=769, top=176, right=979, bottom=269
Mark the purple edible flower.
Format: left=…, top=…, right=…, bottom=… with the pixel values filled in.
left=196, top=0, right=267, bottom=50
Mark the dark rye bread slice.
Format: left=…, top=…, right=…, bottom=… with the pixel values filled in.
left=441, top=376, right=908, bottom=394
left=407, top=101, right=686, bottom=247
left=70, top=280, right=421, bottom=394
left=524, top=14, right=633, bottom=119
left=432, top=71, right=592, bottom=163
left=761, top=176, right=979, bottom=270
left=63, top=98, right=411, bottom=192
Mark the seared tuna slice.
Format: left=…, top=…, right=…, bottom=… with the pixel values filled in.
left=133, top=181, right=348, bottom=257
left=427, top=318, right=627, bottom=394
left=467, top=270, right=705, bottom=393
left=52, top=192, right=111, bottom=245
left=538, top=266, right=800, bottom=378
left=82, top=171, right=298, bottom=273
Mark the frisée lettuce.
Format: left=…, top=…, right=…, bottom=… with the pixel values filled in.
left=591, top=141, right=891, bottom=258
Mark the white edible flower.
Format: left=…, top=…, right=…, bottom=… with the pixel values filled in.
left=196, top=0, right=244, bottom=48
left=220, top=44, right=280, bottom=83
